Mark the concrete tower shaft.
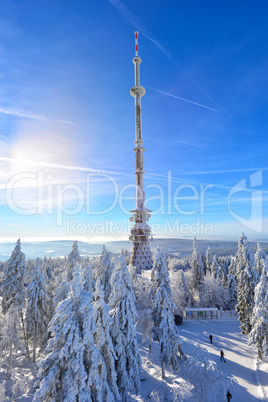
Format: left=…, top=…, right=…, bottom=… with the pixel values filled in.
left=130, top=58, right=145, bottom=209
left=129, top=31, right=153, bottom=273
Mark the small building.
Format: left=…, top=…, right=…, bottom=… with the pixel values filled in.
left=184, top=307, right=219, bottom=319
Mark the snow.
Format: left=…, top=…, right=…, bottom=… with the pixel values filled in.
left=133, top=314, right=268, bottom=401
left=185, top=307, right=218, bottom=312
left=1, top=237, right=268, bottom=401
left=1, top=314, right=268, bottom=400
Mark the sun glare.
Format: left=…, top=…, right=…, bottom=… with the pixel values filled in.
left=12, top=156, right=33, bottom=172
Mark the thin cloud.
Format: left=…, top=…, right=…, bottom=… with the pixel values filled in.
left=147, top=86, right=218, bottom=112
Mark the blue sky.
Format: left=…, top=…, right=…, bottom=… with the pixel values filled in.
left=0, top=0, right=268, bottom=242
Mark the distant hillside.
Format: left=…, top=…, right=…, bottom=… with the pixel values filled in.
left=1, top=238, right=268, bottom=261
left=0, top=240, right=104, bottom=262
left=134, top=238, right=268, bottom=258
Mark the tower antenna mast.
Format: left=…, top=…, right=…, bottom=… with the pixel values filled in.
left=129, top=31, right=153, bottom=272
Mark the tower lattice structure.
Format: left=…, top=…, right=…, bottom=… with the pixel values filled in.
left=129, top=31, right=153, bottom=273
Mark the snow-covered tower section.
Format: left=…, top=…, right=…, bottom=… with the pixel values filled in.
left=129, top=31, right=153, bottom=273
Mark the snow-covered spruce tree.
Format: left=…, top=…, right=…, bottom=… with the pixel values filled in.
left=211, top=255, right=220, bottom=279
left=42, top=257, right=52, bottom=281
left=40, top=258, right=54, bottom=324
left=190, top=237, right=204, bottom=289
left=221, top=267, right=228, bottom=289
left=2, top=239, right=26, bottom=314
left=34, top=268, right=104, bottom=402
left=94, top=246, right=113, bottom=304
left=236, top=261, right=259, bottom=335
left=199, top=274, right=228, bottom=309
left=228, top=258, right=237, bottom=279
left=249, top=270, right=268, bottom=360
left=0, top=309, right=22, bottom=367
left=201, top=252, right=207, bottom=275
left=170, top=269, right=193, bottom=311
left=93, top=279, right=120, bottom=400
left=235, top=234, right=260, bottom=335
left=179, top=270, right=193, bottom=307
left=83, top=264, right=95, bottom=293
left=254, top=243, right=267, bottom=277
left=151, top=248, right=179, bottom=378
left=227, top=272, right=237, bottom=309
left=128, top=264, right=137, bottom=285
left=109, top=255, right=141, bottom=400
left=218, top=256, right=230, bottom=278
left=67, top=240, right=81, bottom=281
left=26, top=258, right=51, bottom=362
left=132, top=274, right=152, bottom=310
left=0, top=261, right=4, bottom=287
left=1, top=239, right=29, bottom=357
left=136, top=309, right=153, bottom=351
left=124, top=249, right=130, bottom=265
left=53, top=274, right=70, bottom=310
left=206, top=246, right=213, bottom=275
left=235, top=233, right=256, bottom=280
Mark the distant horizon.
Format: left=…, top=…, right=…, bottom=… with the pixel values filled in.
left=1, top=234, right=268, bottom=244
left=1, top=234, right=268, bottom=263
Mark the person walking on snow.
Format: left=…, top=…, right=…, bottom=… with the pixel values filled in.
left=220, top=349, right=226, bottom=362
left=226, top=390, right=232, bottom=401
left=209, top=334, right=213, bottom=344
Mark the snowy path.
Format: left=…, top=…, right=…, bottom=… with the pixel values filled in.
left=179, top=317, right=268, bottom=401
left=135, top=316, right=268, bottom=401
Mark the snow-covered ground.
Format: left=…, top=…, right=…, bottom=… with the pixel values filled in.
left=1, top=315, right=268, bottom=401
left=134, top=315, right=268, bottom=401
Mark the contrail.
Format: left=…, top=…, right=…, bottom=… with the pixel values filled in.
left=0, top=107, right=116, bottom=132
left=107, top=0, right=223, bottom=110
left=107, top=0, right=173, bottom=60
left=172, top=140, right=209, bottom=150
left=0, top=156, right=198, bottom=186
left=0, top=107, right=46, bottom=120
left=180, top=167, right=268, bottom=175
left=0, top=156, right=130, bottom=177
left=0, top=107, right=83, bottom=126
left=143, top=135, right=209, bottom=150
left=146, top=86, right=218, bottom=112
left=3, top=157, right=265, bottom=194
left=0, top=107, right=132, bottom=136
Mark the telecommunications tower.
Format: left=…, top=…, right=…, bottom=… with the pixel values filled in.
left=129, top=31, right=153, bottom=272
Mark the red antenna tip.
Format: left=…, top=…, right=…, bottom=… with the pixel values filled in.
left=134, top=31, right=139, bottom=56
